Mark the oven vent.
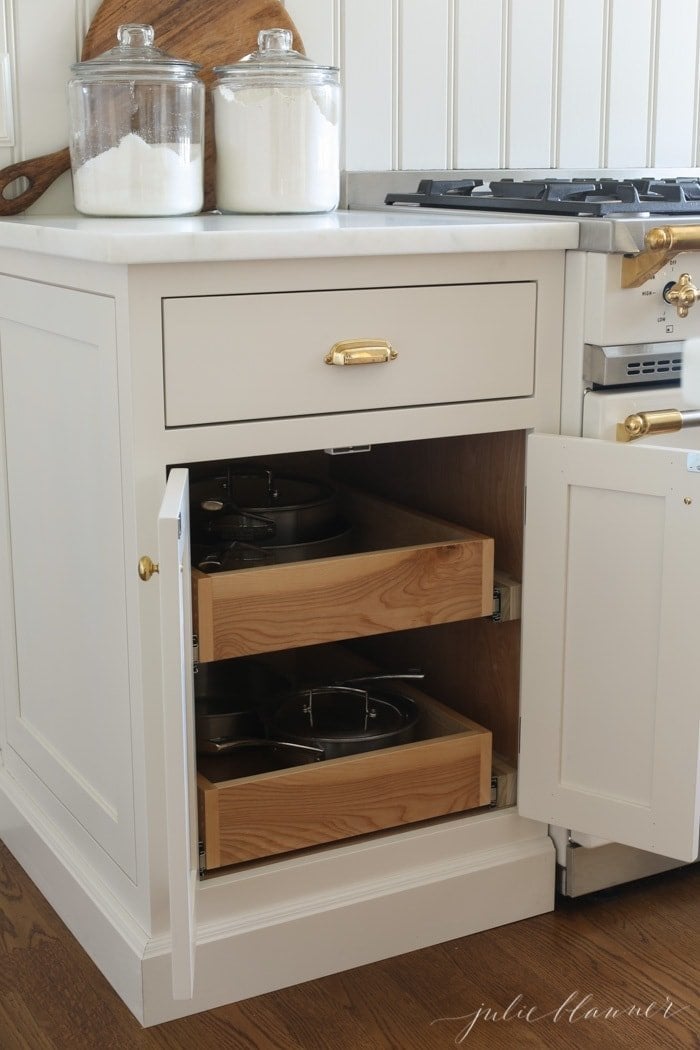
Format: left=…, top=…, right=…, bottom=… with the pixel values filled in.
left=625, top=356, right=682, bottom=377
left=583, top=342, right=683, bottom=387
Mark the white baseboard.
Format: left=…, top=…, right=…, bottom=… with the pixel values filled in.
left=141, top=832, right=555, bottom=1026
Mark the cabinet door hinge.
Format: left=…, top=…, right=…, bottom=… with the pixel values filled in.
left=192, top=634, right=199, bottom=674
left=198, top=840, right=206, bottom=877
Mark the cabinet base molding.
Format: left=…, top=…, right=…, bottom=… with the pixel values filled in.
left=0, top=772, right=558, bottom=1024
left=0, top=772, right=554, bottom=1027
left=142, top=825, right=554, bottom=1025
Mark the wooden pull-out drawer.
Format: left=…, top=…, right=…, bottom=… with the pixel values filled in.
left=193, top=487, right=494, bottom=661
left=197, top=681, right=492, bottom=869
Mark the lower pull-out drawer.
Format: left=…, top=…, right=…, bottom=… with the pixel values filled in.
left=193, top=487, right=494, bottom=661
left=197, top=680, right=492, bottom=869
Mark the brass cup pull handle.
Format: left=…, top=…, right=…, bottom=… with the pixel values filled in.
left=324, top=339, right=397, bottom=366
left=138, top=555, right=160, bottom=581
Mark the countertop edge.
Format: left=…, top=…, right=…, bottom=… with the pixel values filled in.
left=0, top=211, right=580, bottom=264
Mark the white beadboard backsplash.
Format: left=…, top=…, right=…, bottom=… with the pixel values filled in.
left=3, top=0, right=700, bottom=213
left=290, top=0, right=700, bottom=172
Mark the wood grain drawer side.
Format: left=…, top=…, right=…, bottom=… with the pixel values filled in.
left=197, top=685, right=492, bottom=869
left=162, top=282, right=536, bottom=427
left=193, top=487, right=494, bottom=662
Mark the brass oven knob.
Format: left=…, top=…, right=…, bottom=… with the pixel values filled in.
left=664, top=272, right=699, bottom=318
left=138, top=556, right=160, bottom=581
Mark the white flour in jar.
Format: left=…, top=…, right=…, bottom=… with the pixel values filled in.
left=213, top=84, right=339, bottom=213
left=72, top=132, right=203, bottom=216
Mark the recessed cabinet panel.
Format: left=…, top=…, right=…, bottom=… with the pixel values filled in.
left=519, top=433, right=700, bottom=863
left=162, top=283, right=536, bottom=427
left=0, top=279, right=136, bottom=874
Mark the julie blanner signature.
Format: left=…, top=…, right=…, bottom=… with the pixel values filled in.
left=431, top=992, right=690, bottom=1043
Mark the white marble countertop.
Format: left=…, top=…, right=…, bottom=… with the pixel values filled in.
left=0, top=208, right=580, bottom=263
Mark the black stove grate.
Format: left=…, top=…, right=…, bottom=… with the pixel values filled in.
left=385, top=177, right=700, bottom=216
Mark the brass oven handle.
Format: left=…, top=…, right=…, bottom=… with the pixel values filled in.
left=646, top=226, right=700, bottom=253
left=324, top=339, right=397, bottom=366
left=621, top=224, right=700, bottom=288
left=616, top=408, right=700, bottom=442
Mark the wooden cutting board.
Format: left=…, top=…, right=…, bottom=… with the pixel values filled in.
left=0, top=0, right=303, bottom=215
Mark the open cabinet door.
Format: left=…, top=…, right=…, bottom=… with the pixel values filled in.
left=519, top=434, right=700, bottom=862
left=157, top=468, right=197, bottom=998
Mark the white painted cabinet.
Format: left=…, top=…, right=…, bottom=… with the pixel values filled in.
left=519, top=434, right=700, bottom=863
left=1, top=232, right=694, bottom=1025
left=0, top=277, right=138, bottom=880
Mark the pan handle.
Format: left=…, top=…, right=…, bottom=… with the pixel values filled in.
left=195, top=541, right=273, bottom=573
left=335, top=670, right=425, bottom=685
left=0, top=147, right=72, bottom=216
left=200, top=737, right=325, bottom=758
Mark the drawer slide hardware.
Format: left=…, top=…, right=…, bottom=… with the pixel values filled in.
left=492, top=570, right=522, bottom=622
left=490, top=755, right=517, bottom=809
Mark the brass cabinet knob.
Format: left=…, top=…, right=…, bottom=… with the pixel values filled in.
left=324, top=339, right=397, bottom=366
left=138, top=555, right=160, bottom=581
left=664, top=272, right=699, bottom=318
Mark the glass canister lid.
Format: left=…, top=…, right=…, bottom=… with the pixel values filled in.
left=213, top=28, right=338, bottom=85
left=70, top=23, right=202, bottom=79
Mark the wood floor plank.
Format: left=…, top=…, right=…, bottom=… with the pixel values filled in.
left=0, top=992, right=56, bottom=1050
left=145, top=1003, right=308, bottom=1050
left=0, top=839, right=697, bottom=1049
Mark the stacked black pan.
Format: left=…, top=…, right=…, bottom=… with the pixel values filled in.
left=190, top=465, right=351, bottom=571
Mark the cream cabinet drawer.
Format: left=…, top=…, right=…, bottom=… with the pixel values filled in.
left=162, top=282, right=536, bottom=427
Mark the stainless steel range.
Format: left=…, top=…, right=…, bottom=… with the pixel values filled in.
left=349, top=170, right=700, bottom=896
left=363, top=170, right=700, bottom=460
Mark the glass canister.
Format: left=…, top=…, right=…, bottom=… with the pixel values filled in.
left=212, top=28, right=340, bottom=214
left=68, top=24, right=205, bottom=217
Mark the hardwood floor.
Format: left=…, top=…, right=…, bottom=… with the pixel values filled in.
left=0, top=840, right=697, bottom=1049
